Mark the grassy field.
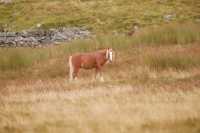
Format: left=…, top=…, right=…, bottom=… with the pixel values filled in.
left=1, top=0, right=200, bottom=132
left=1, top=23, right=200, bottom=132
left=1, top=79, right=200, bottom=133
left=0, top=0, right=200, bottom=33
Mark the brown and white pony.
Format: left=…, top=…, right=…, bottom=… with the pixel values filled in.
left=69, top=48, right=115, bottom=82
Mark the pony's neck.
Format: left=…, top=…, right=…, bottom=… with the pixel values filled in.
left=96, top=49, right=108, bottom=60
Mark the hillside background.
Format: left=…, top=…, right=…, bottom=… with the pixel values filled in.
left=1, top=1, right=200, bottom=133
left=0, top=0, right=200, bottom=33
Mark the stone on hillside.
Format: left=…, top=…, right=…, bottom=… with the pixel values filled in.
left=0, top=38, right=5, bottom=44
left=22, top=30, right=31, bottom=37
left=112, top=30, right=118, bottom=36
left=38, top=39, right=53, bottom=45
left=21, top=42, right=29, bottom=47
left=0, top=32, right=5, bottom=37
left=3, top=24, right=8, bottom=32
left=63, top=30, right=74, bottom=37
left=14, top=36, right=23, bottom=42
left=52, top=32, right=68, bottom=40
left=13, top=36, right=23, bottom=46
left=37, top=23, right=42, bottom=28
left=58, top=27, right=67, bottom=33
left=6, top=32, right=16, bottom=37
left=163, top=14, right=176, bottom=19
left=27, top=36, right=37, bottom=42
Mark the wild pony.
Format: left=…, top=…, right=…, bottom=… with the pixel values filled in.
left=69, top=48, right=115, bottom=82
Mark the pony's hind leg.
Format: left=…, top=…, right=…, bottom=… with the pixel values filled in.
left=73, top=67, right=79, bottom=82
left=100, top=76, right=104, bottom=82
left=92, top=68, right=98, bottom=81
left=69, top=56, right=74, bottom=81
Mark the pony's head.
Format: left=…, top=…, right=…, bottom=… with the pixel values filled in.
left=106, top=48, right=115, bottom=62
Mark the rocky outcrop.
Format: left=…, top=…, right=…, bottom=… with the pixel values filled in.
left=0, top=27, right=92, bottom=48
left=0, top=0, right=12, bottom=3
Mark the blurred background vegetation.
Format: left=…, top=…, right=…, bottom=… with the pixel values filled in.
left=0, top=0, right=200, bottom=79
left=0, top=0, right=200, bottom=33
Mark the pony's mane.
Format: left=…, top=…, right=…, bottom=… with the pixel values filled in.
left=95, top=49, right=107, bottom=54
left=96, top=49, right=114, bottom=60
left=94, top=49, right=114, bottom=60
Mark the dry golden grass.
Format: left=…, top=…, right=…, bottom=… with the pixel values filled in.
left=1, top=43, right=200, bottom=132
left=0, top=26, right=200, bottom=132
left=0, top=78, right=200, bottom=133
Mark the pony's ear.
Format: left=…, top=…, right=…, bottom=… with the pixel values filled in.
left=113, top=48, right=114, bottom=51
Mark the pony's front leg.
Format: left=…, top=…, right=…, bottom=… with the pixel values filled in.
left=98, top=67, right=104, bottom=82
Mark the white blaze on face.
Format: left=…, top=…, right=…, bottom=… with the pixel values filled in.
left=109, top=51, right=113, bottom=62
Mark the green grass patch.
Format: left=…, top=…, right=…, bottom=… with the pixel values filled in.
left=0, top=48, right=53, bottom=71
left=1, top=0, right=200, bottom=32
left=137, top=24, right=200, bottom=46
left=142, top=118, right=200, bottom=133
left=0, top=23, right=200, bottom=71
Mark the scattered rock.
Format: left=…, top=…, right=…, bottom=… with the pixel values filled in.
left=36, top=23, right=42, bottom=28
left=112, top=30, right=118, bottom=36
left=3, top=24, right=8, bottom=32
left=163, top=14, right=176, bottom=19
left=126, top=26, right=138, bottom=36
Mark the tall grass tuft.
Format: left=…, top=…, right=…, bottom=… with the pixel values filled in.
left=145, top=55, right=200, bottom=70
left=136, top=23, right=200, bottom=46
left=0, top=23, right=200, bottom=71
left=9, top=51, right=35, bottom=70
left=0, top=48, right=53, bottom=71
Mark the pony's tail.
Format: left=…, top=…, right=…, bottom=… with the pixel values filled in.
left=69, top=56, right=74, bottom=81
